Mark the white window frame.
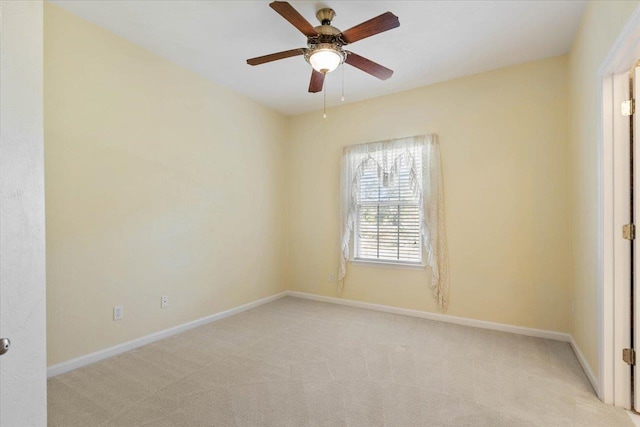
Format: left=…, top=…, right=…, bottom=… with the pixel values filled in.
left=351, top=164, right=424, bottom=268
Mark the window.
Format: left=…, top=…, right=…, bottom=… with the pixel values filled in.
left=354, top=145, right=423, bottom=265
left=339, top=135, right=449, bottom=309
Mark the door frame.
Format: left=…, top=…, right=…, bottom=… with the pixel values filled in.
left=599, top=4, right=640, bottom=408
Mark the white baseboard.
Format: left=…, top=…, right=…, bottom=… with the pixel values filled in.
left=286, top=291, right=570, bottom=342
left=569, top=335, right=599, bottom=394
left=47, top=291, right=288, bottom=378
left=627, top=410, right=640, bottom=426
left=48, top=288, right=597, bottom=394
left=286, top=291, right=601, bottom=393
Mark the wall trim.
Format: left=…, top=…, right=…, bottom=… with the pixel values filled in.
left=47, top=291, right=288, bottom=378
left=48, top=288, right=597, bottom=392
left=285, top=291, right=570, bottom=342
left=287, top=291, right=600, bottom=390
left=570, top=334, right=599, bottom=394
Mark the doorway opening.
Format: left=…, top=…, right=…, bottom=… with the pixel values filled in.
left=599, top=6, right=640, bottom=409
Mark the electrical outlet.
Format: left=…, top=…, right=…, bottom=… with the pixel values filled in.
left=113, top=305, right=123, bottom=321
left=329, top=273, right=335, bottom=282
left=161, top=295, right=169, bottom=309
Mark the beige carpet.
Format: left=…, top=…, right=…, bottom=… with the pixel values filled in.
left=48, top=296, right=631, bottom=426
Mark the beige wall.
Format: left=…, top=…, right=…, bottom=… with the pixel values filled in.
left=287, top=56, right=572, bottom=333
left=568, top=0, right=639, bottom=379
left=46, top=0, right=639, bottom=373
left=44, top=4, right=288, bottom=365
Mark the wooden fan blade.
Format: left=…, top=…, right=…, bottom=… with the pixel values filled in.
left=339, top=12, right=399, bottom=44
left=270, top=1, right=317, bottom=37
left=247, top=48, right=305, bottom=66
left=345, top=52, right=393, bottom=80
left=308, top=69, right=325, bottom=93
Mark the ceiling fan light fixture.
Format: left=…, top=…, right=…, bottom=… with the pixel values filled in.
left=308, top=47, right=343, bottom=74
left=247, top=2, right=400, bottom=98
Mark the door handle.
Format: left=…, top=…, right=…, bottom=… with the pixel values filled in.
left=0, top=338, right=10, bottom=356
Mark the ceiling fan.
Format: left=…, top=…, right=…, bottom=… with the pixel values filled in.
left=246, top=1, right=400, bottom=93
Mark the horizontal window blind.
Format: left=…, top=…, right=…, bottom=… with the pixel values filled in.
left=355, top=147, right=423, bottom=264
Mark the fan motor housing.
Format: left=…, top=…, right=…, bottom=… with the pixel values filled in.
left=313, top=24, right=341, bottom=36
left=311, top=7, right=342, bottom=44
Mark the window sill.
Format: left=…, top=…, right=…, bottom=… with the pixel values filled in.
left=350, top=258, right=426, bottom=271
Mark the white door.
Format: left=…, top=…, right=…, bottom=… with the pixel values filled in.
left=0, top=1, right=47, bottom=425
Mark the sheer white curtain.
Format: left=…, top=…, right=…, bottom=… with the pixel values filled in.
left=338, top=134, right=450, bottom=311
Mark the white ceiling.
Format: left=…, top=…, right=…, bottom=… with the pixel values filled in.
left=50, top=0, right=586, bottom=115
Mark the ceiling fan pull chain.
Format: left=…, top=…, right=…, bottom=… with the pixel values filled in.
left=341, top=62, right=345, bottom=102
left=323, top=76, right=327, bottom=118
